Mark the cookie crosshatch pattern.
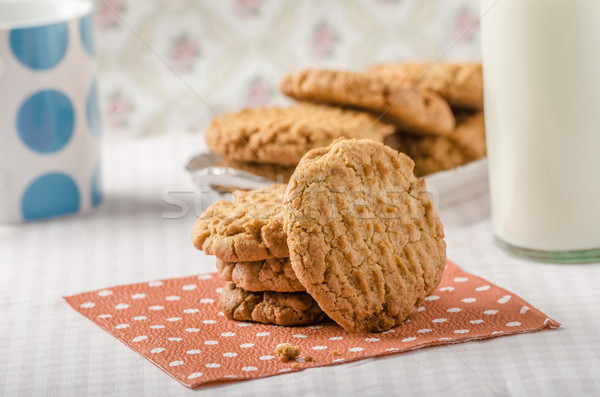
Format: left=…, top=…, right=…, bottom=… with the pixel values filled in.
left=283, top=139, right=446, bottom=333
left=66, top=261, right=559, bottom=389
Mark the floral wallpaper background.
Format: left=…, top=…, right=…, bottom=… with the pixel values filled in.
left=93, top=0, right=481, bottom=137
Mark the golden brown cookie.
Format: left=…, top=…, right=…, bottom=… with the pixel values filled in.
left=280, top=69, right=455, bottom=136
left=191, top=185, right=288, bottom=262
left=219, top=282, right=325, bottom=326
left=366, top=62, right=483, bottom=109
left=385, top=111, right=486, bottom=176
left=283, top=139, right=446, bottom=333
left=205, top=102, right=395, bottom=166
left=216, top=257, right=305, bottom=293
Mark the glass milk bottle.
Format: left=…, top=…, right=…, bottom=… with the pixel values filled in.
left=481, top=0, right=600, bottom=262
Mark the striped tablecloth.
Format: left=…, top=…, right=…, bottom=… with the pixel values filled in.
left=1, top=134, right=599, bottom=396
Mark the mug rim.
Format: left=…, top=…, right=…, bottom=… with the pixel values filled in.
left=0, top=0, right=93, bottom=30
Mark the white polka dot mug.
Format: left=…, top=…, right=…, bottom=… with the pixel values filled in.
left=0, top=0, right=101, bottom=222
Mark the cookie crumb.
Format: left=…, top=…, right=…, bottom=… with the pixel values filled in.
left=332, top=350, right=340, bottom=356
left=291, top=362, right=300, bottom=370
left=304, top=356, right=313, bottom=362
left=275, top=344, right=301, bottom=362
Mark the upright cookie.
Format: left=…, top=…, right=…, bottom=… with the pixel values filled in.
left=216, top=257, right=305, bottom=293
left=366, top=62, right=483, bottom=109
left=280, top=69, right=455, bottom=136
left=205, top=102, right=395, bottom=166
left=385, top=111, right=486, bottom=176
left=219, top=282, right=325, bottom=326
left=191, top=185, right=288, bottom=262
left=283, top=139, right=446, bottom=333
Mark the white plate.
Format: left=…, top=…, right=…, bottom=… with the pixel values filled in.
left=424, top=158, right=489, bottom=208
left=186, top=153, right=489, bottom=208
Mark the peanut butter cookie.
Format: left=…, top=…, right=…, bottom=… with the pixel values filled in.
left=280, top=69, right=455, bottom=136
left=283, top=139, right=446, bottom=333
left=219, top=282, right=325, bottom=326
left=191, top=185, right=288, bottom=262
left=205, top=102, right=395, bottom=166
left=366, top=62, right=483, bottom=110
left=216, top=257, right=305, bottom=293
left=385, top=111, right=486, bottom=176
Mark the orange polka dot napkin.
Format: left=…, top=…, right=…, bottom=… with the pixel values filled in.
left=65, top=261, right=559, bottom=389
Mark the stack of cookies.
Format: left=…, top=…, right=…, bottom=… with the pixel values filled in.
left=192, top=139, right=447, bottom=333
left=204, top=61, right=485, bottom=180
left=191, top=184, right=326, bottom=327
left=363, top=62, right=485, bottom=176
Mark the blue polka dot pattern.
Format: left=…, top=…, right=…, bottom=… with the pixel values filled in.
left=80, top=15, right=95, bottom=56
left=17, top=90, right=75, bottom=154
left=91, top=164, right=103, bottom=207
left=10, top=22, right=69, bottom=70
left=21, top=172, right=80, bottom=221
left=87, top=80, right=101, bottom=137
